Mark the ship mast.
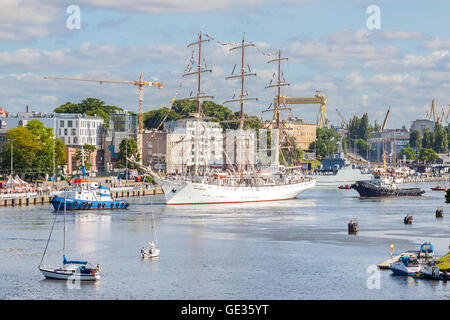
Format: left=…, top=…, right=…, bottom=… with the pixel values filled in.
left=181, top=32, right=213, bottom=175
left=223, top=35, right=258, bottom=130
left=265, top=50, right=290, bottom=129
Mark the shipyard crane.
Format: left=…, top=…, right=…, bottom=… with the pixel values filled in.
left=335, top=108, right=348, bottom=128
left=44, top=73, right=164, bottom=163
left=274, top=90, right=328, bottom=128
left=380, top=105, right=391, bottom=132
left=424, top=99, right=437, bottom=123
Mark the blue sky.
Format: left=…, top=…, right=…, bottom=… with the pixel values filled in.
left=1, top=0, right=450, bottom=128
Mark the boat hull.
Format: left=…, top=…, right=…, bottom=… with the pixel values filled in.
left=39, top=266, right=100, bottom=281
left=51, top=197, right=129, bottom=211
left=389, top=263, right=421, bottom=276
left=351, top=181, right=425, bottom=197
left=157, top=178, right=316, bottom=205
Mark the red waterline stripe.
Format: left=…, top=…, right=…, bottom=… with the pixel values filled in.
left=167, top=197, right=295, bottom=205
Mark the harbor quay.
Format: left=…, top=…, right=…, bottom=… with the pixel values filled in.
left=0, top=179, right=163, bottom=207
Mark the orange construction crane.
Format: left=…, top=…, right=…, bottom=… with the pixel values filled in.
left=274, top=90, right=328, bottom=128
left=44, top=73, right=163, bottom=162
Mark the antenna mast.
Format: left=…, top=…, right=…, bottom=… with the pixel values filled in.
left=223, top=35, right=258, bottom=129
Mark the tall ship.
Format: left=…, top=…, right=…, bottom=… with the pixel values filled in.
left=313, top=142, right=373, bottom=186
left=132, top=33, right=315, bottom=205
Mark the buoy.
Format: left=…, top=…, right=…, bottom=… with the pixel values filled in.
left=436, top=207, right=444, bottom=218
left=348, top=220, right=359, bottom=234
left=404, top=214, right=413, bottom=224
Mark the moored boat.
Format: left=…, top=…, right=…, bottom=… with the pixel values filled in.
left=431, top=186, right=447, bottom=191
left=389, top=256, right=421, bottom=276
left=51, top=180, right=128, bottom=210
left=351, top=177, right=425, bottom=197
left=39, top=195, right=100, bottom=281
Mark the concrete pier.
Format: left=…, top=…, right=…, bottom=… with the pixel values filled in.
left=0, top=186, right=163, bottom=207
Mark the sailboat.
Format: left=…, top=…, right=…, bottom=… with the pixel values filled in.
left=141, top=200, right=160, bottom=258
left=39, top=191, right=100, bottom=281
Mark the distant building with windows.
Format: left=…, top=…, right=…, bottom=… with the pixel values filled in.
left=410, top=119, right=435, bottom=135
left=56, top=114, right=104, bottom=147
left=368, top=129, right=410, bottom=163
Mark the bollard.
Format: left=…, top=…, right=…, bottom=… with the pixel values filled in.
left=348, top=220, right=359, bottom=234
left=436, top=207, right=444, bottom=218
left=404, top=214, right=413, bottom=224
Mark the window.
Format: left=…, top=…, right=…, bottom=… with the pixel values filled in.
left=71, top=129, right=76, bottom=135
left=74, top=137, right=78, bottom=144
left=64, top=129, right=68, bottom=135
left=68, top=120, right=73, bottom=127
left=60, top=120, right=64, bottom=127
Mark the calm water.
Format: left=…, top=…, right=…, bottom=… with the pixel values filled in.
left=1, top=182, right=449, bottom=300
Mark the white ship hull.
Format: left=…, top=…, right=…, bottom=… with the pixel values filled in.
left=157, top=178, right=316, bottom=205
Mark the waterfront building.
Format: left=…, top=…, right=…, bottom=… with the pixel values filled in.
left=102, top=111, right=138, bottom=171
left=411, top=119, right=435, bottom=135
left=163, top=118, right=224, bottom=174
left=368, top=129, right=410, bottom=163
left=267, top=116, right=316, bottom=150
left=223, top=129, right=256, bottom=171
left=142, top=130, right=167, bottom=172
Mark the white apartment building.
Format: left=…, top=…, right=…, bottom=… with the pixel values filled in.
left=164, top=118, right=223, bottom=173
left=224, top=129, right=257, bottom=170
left=56, top=114, right=104, bottom=147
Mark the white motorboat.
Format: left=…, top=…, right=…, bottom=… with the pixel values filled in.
left=389, top=256, right=421, bottom=276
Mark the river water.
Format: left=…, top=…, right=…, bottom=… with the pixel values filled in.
left=0, top=182, right=449, bottom=300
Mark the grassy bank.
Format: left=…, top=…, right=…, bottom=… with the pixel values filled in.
left=436, top=253, right=450, bottom=271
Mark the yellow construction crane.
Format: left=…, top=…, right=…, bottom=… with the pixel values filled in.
left=380, top=105, right=390, bottom=132
left=335, top=108, right=348, bottom=128
left=44, top=73, right=163, bottom=162
left=274, top=90, right=328, bottom=128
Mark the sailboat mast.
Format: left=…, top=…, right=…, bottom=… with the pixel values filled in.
left=224, top=35, right=258, bottom=129
left=182, top=32, right=213, bottom=176
left=63, top=190, right=67, bottom=258
left=266, top=50, right=289, bottom=129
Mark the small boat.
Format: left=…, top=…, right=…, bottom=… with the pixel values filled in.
left=415, top=264, right=441, bottom=280
left=430, top=186, right=447, bottom=191
left=417, top=242, right=434, bottom=259
left=338, top=184, right=351, bottom=190
left=389, top=256, right=421, bottom=276
left=39, top=193, right=100, bottom=281
left=141, top=201, right=160, bottom=258
left=51, top=160, right=128, bottom=210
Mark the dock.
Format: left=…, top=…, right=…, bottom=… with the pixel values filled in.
left=377, top=251, right=419, bottom=270
left=0, top=186, right=163, bottom=207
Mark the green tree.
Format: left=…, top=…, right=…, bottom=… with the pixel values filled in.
left=418, top=148, right=438, bottom=163
left=54, top=98, right=123, bottom=127
left=116, top=138, right=140, bottom=168
left=0, top=120, right=66, bottom=180
left=399, top=147, right=416, bottom=160
left=422, top=128, right=434, bottom=149
left=409, top=130, right=421, bottom=149
left=308, top=128, right=339, bottom=160
left=434, top=122, right=448, bottom=153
